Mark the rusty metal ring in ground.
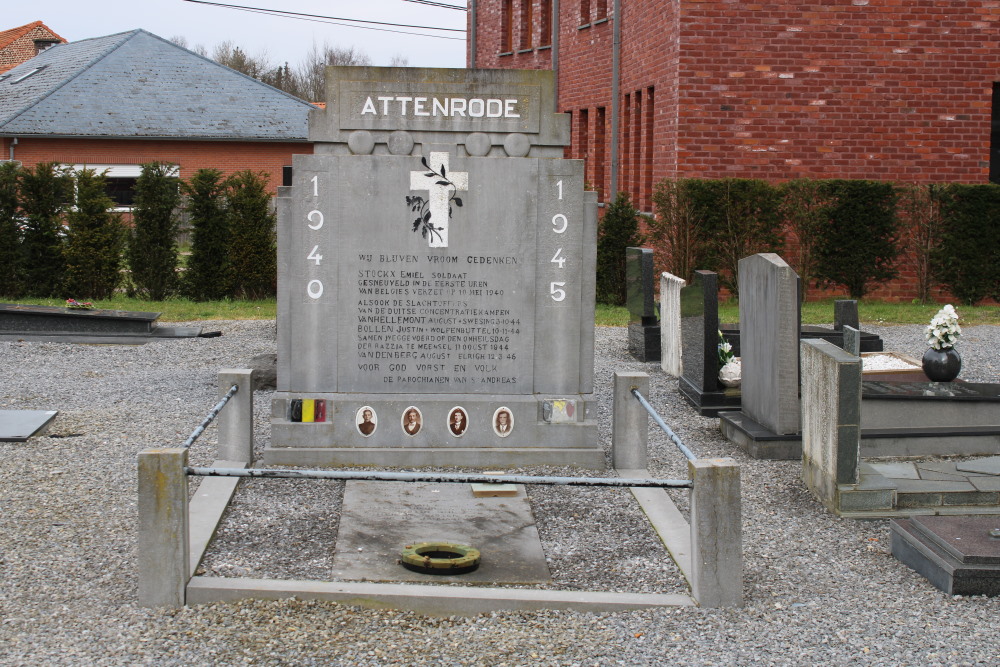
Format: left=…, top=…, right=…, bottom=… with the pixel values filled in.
left=400, top=542, right=481, bottom=575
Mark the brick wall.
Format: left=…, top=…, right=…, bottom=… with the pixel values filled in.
left=471, top=0, right=1000, bottom=302
left=2, top=137, right=313, bottom=193
left=0, top=24, right=64, bottom=74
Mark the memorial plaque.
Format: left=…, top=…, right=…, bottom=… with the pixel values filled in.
left=268, top=68, right=600, bottom=467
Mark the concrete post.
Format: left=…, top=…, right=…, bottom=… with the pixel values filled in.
left=688, top=458, right=742, bottom=608
left=612, top=372, right=649, bottom=470
left=218, top=369, right=254, bottom=463
left=138, top=447, right=190, bottom=608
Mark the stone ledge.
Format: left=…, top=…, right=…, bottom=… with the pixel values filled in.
left=187, top=576, right=695, bottom=615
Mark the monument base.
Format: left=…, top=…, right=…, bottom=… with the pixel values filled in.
left=627, top=322, right=660, bottom=362
left=718, top=411, right=803, bottom=460
left=721, top=412, right=1000, bottom=462
left=679, top=377, right=742, bottom=418
left=268, top=392, right=603, bottom=469
left=891, top=516, right=1000, bottom=596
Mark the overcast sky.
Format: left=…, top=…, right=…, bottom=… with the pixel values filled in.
left=7, top=0, right=467, bottom=69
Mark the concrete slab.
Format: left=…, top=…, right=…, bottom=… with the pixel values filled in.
left=187, top=576, right=695, bottom=615
left=332, top=481, right=550, bottom=584
left=0, top=410, right=57, bottom=441
left=969, top=476, right=1000, bottom=492
left=894, top=479, right=976, bottom=493
left=957, top=456, right=1000, bottom=476
left=868, top=462, right=919, bottom=480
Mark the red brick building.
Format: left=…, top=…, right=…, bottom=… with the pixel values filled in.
left=0, top=21, right=65, bottom=74
left=469, top=1, right=1000, bottom=213
left=0, top=29, right=314, bottom=203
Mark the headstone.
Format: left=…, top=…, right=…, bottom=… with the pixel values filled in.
left=625, top=247, right=660, bottom=362
left=841, top=325, right=861, bottom=357
left=659, top=272, right=685, bottom=376
left=735, top=254, right=801, bottom=436
left=800, top=339, right=863, bottom=514
left=677, top=271, right=739, bottom=416
left=833, top=299, right=860, bottom=331
left=268, top=67, right=601, bottom=468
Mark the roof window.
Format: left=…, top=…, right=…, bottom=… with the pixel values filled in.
left=12, top=65, right=47, bottom=84
left=34, top=40, right=60, bottom=54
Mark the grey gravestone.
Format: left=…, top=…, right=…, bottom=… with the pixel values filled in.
left=834, top=300, right=860, bottom=331
left=718, top=254, right=802, bottom=458
left=625, top=247, right=660, bottom=362
left=842, top=325, right=861, bottom=357
left=267, top=67, right=600, bottom=468
left=799, top=339, right=863, bottom=514
left=659, top=272, right=685, bottom=376
left=734, top=254, right=801, bottom=436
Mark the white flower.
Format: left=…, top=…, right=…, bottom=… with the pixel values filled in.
left=926, top=305, right=961, bottom=350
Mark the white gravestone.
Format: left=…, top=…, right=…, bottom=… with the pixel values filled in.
left=268, top=67, right=601, bottom=468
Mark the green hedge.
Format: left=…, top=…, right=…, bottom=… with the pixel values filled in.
left=933, top=184, right=1000, bottom=304
left=646, top=177, right=997, bottom=304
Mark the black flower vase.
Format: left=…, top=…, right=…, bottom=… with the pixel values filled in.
left=922, top=347, right=961, bottom=382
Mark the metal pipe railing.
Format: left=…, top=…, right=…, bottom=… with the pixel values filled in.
left=630, top=388, right=696, bottom=462
left=185, top=466, right=693, bottom=489
left=182, top=384, right=239, bottom=449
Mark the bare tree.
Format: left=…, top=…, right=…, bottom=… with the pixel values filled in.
left=388, top=53, right=410, bottom=67
left=297, top=42, right=373, bottom=103
left=212, top=40, right=275, bottom=80
left=168, top=35, right=208, bottom=57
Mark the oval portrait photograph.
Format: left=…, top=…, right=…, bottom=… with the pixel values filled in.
left=492, top=406, right=513, bottom=437
left=448, top=406, right=468, bottom=437
left=356, top=406, right=377, bottom=437
left=401, top=406, right=422, bottom=436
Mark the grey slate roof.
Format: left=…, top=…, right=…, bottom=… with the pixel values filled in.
left=0, top=29, right=313, bottom=141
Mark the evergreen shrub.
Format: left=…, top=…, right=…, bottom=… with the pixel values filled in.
left=63, top=169, right=125, bottom=299
left=18, top=162, right=72, bottom=297
left=813, top=179, right=899, bottom=298
left=225, top=170, right=276, bottom=299
left=0, top=162, right=22, bottom=297
left=933, top=184, right=1000, bottom=304
left=182, top=168, right=229, bottom=301
left=128, top=162, right=181, bottom=300
left=595, top=192, right=644, bottom=305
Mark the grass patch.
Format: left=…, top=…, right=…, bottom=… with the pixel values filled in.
left=6, top=295, right=996, bottom=326
left=719, top=298, right=999, bottom=326
left=600, top=299, right=998, bottom=327
left=595, top=303, right=630, bottom=327
left=7, top=295, right=276, bottom=321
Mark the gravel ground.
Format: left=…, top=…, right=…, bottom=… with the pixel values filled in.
left=2, top=320, right=1000, bottom=665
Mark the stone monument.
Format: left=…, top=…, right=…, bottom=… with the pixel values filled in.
left=625, top=247, right=660, bottom=362
left=267, top=67, right=601, bottom=467
left=718, top=254, right=802, bottom=457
